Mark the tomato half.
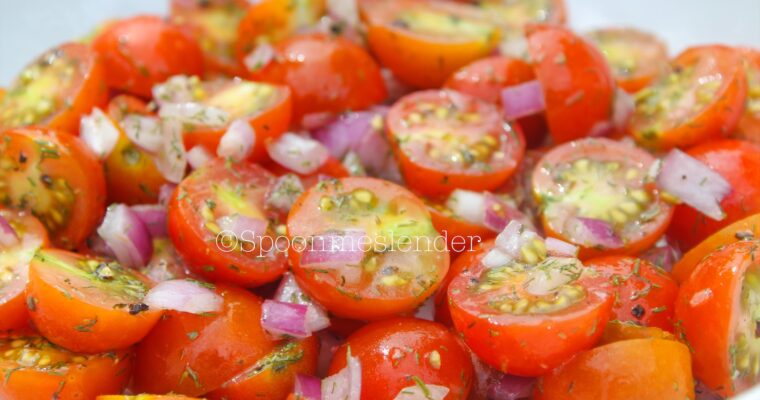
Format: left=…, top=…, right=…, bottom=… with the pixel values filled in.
left=668, top=140, right=760, bottom=252
left=433, top=240, right=493, bottom=327
left=448, top=242, right=613, bottom=376
left=329, top=318, right=474, bottom=400
left=92, top=15, right=205, bottom=98
left=533, top=338, right=694, bottom=400
left=133, top=284, right=276, bottom=396
left=526, top=24, right=616, bottom=144
left=630, top=45, right=748, bottom=151
left=361, top=0, right=500, bottom=89
left=586, top=27, right=669, bottom=93
left=287, top=177, right=449, bottom=320
left=675, top=240, right=760, bottom=396
left=427, top=199, right=494, bottom=254
left=0, top=335, right=132, bottom=400
left=0, top=42, right=107, bottom=135
left=734, top=48, right=760, bottom=142
left=0, top=127, right=106, bottom=249
left=599, top=320, right=675, bottom=345
left=532, top=138, right=673, bottom=259
left=585, top=256, right=678, bottom=331
left=387, top=90, right=525, bottom=197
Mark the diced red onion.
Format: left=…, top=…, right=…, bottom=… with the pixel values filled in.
left=656, top=149, right=732, bottom=221
left=266, top=174, right=305, bottom=212
left=267, top=133, right=329, bottom=174
left=216, top=214, right=268, bottom=242
left=382, top=68, right=414, bottom=103
left=152, top=75, right=198, bottom=105
left=153, top=118, right=188, bottom=183
left=312, top=111, right=378, bottom=159
left=261, top=299, right=310, bottom=338
left=612, top=87, right=634, bottom=131
left=342, top=151, right=367, bottom=176
left=80, top=107, right=120, bottom=159
left=322, top=352, right=362, bottom=400
left=159, top=102, right=229, bottom=128
left=481, top=247, right=513, bottom=268
left=393, top=384, right=449, bottom=400
left=0, top=215, right=19, bottom=248
left=301, top=230, right=367, bottom=267
left=501, top=80, right=546, bottom=120
left=131, top=205, right=168, bottom=238
left=487, top=374, right=535, bottom=400
left=87, top=233, right=115, bottom=259
left=217, top=119, right=255, bottom=162
left=295, top=374, right=322, bottom=400
left=564, top=217, right=623, bottom=248
left=318, top=331, right=342, bottom=377
left=243, top=42, right=275, bottom=72
left=187, top=145, right=213, bottom=170
left=588, top=120, right=614, bottom=137
left=483, top=193, right=529, bottom=232
left=639, top=244, right=680, bottom=272
left=524, top=257, right=583, bottom=296
left=275, top=272, right=331, bottom=332
left=545, top=237, right=579, bottom=257
left=302, top=112, right=337, bottom=131
left=413, top=296, right=435, bottom=321
left=143, top=279, right=223, bottom=314
left=495, top=221, right=540, bottom=260
left=97, top=204, right=153, bottom=268
left=353, top=113, right=393, bottom=175
left=446, top=189, right=486, bottom=225
left=158, top=183, right=177, bottom=206
left=121, top=114, right=164, bottom=154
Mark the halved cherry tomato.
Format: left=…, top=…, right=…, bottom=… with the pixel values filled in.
left=427, top=199, right=494, bottom=254
left=733, top=48, right=760, bottom=142
left=329, top=318, right=474, bottom=400
left=675, top=240, right=760, bottom=397
left=585, top=256, right=678, bottom=331
left=586, top=27, right=669, bottom=93
left=92, top=15, right=205, bottom=98
left=475, top=0, right=567, bottom=29
left=434, top=239, right=493, bottom=327
left=251, top=33, right=386, bottom=122
left=532, top=138, right=673, bottom=259
left=0, top=127, right=106, bottom=249
left=0, top=209, right=49, bottom=332
left=207, top=337, right=319, bottom=400
left=387, top=90, right=525, bottom=197
left=599, top=320, right=675, bottom=345
left=668, top=140, right=760, bottom=252
left=287, top=177, right=449, bottom=320
left=361, top=0, right=500, bottom=88
left=133, top=284, right=276, bottom=396
left=99, top=396, right=201, bottom=400
left=0, top=42, right=107, bottom=135
left=0, top=335, right=132, bottom=400
left=168, top=159, right=288, bottom=286
left=526, top=24, right=616, bottom=144
left=448, top=241, right=613, bottom=376
left=630, top=45, right=748, bottom=150
left=534, top=338, right=694, bottom=400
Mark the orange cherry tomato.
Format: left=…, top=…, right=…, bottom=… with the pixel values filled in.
left=733, top=48, right=760, bottom=142
left=386, top=90, right=525, bottom=197
left=668, top=140, right=760, bottom=252
left=361, top=0, right=500, bottom=89
left=599, top=320, right=675, bottom=345
left=630, top=45, right=748, bottom=151
left=532, top=138, right=673, bottom=259
left=0, top=127, right=106, bottom=249
left=0, top=42, right=107, bottom=135
left=287, top=177, right=449, bottom=320
left=526, top=24, right=616, bottom=144
left=133, top=284, right=276, bottom=396
left=329, top=318, right=474, bottom=400
left=251, top=33, right=386, bottom=122
left=534, top=338, right=694, bottom=400
left=92, top=15, right=205, bottom=98
left=0, top=335, right=132, bottom=400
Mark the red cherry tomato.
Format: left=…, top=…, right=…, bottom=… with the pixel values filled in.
left=733, top=48, right=760, bottom=142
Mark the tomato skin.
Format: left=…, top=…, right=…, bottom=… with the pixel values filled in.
left=527, top=24, right=616, bottom=144
left=250, top=33, right=386, bottom=122
left=92, top=15, right=205, bottom=98
left=599, top=320, right=675, bottom=345
left=668, top=140, right=760, bottom=252
left=534, top=338, right=694, bottom=400
left=733, top=48, right=760, bottom=142
left=329, top=318, right=474, bottom=400
left=133, top=284, right=276, bottom=396
left=433, top=240, right=492, bottom=327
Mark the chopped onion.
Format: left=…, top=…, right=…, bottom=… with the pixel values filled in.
left=640, top=244, right=680, bottom=272
left=612, top=87, right=634, bottom=131
left=483, top=193, right=529, bottom=232
left=261, top=299, right=310, bottom=338
left=413, top=296, right=436, bottom=321
left=97, top=204, right=153, bottom=268
left=481, top=247, right=513, bottom=268
left=153, top=118, right=188, bottom=183
left=87, top=233, right=115, bottom=259
left=275, top=272, right=331, bottom=332
left=545, top=237, right=579, bottom=257
left=487, top=374, right=535, bottom=400
left=80, top=107, right=120, bottom=159
left=143, top=279, right=223, bottom=314
left=495, top=220, right=540, bottom=260
left=501, top=80, right=545, bottom=120
left=131, top=205, right=168, bottom=238
left=322, top=351, right=362, bottom=400
left=393, top=383, right=449, bottom=400
left=656, top=149, right=731, bottom=221
left=243, top=42, right=275, bottom=72
left=159, top=102, right=229, bottom=128
left=564, top=217, right=623, bottom=248
left=267, top=133, right=329, bottom=174
left=524, top=257, right=583, bottom=296
left=301, top=112, right=337, bottom=130
left=295, top=374, right=322, bottom=400
left=382, top=68, right=414, bottom=103
left=217, top=119, right=255, bottom=162
left=158, top=183, right=177, bottom=206
left=216, top=214, right=268, bottom=241
left=312, top=111, right=379, bottom=159
left=446, top=189, right=486, bottom=225
left=186, top=145, right=213, bottom=170
left=121, top=114, right=164, bottom=154
left=0, top=215, right=18, bottom=248
left=152, top=75, right=198, bottom=105
left=266, top=174, right=305, bottom=212
left=318, top=331, right=342, bottom=377
left=588, top=120, right=614, bottom=137
left=301, top=230, right=367, bottom=267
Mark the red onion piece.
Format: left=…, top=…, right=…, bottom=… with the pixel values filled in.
left=152, top=75, right=199, bottom=105
left=153, top=118, right=188, bottom=184
left=588, top=120, right=614, bottom=137
left=481, top=247, right=513, bottom=268
left=266, top=174, right=305, bottom=212
left=612, top=87, right=634, bottom=131
left=131, top=205, right=168, bottom=238
left=494, top=220, right=540, bottom=260
left=487, top=374, right=535, bottom=400
left=187, top=145, right=213, bottom=170
left=158, top=183, right=177, bottom=207
left=564, top=217, right=623, bottom=248
left=445, top=189, right=486, bottom=226
left=261, top=299, right=310, bottom=338
left=0, top=215, right=18, bottom=248
left=312, top=111, right=378, bottom=159
left=143, top=279, right=223, bottom=314
left=97, top=204, right=153, bottom=268
left=243, top=42, right=275, bottom=72
left=267, top=133, right=329, bottom=174
left=639, top=244, right=681, bottom=272
left=657, top=149, right=732, bottom=221
left=322, top=351, right=362, bottom=400
left=86, top=233, right=115, bottom=259
left=216, top=214, right=268, bottom=241
left=501, top=80, right=546, bottom=120
left=483, top=193, right=530, bottom=233
left=121, top=114, right=164, bottom=154
left=295, top=374, right=322, bottom=400
left=413, top=296, right=435, bottom=321
left=545, top=237, right=579, bottom=257
left=274, top=272, right=331, bottom=332
left=159, top=102, right=229, bottom=128
left=301, top=112, right=337, bottom=131
left=382, top=68, right=415, bottom=103
left=217, top=119, right=255, bottom=162
left=393, top=384, right=449, bottom=400
left=317, top=331, right=342, bottom=377
left=80, top=107, right=120, bottom=159
left=300, top=230, right=367, bottom=267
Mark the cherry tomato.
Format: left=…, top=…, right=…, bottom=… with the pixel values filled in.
left=675, top=240, right=760, bottom=397
left=585, top=256, right=678, bottom=331
left=630, top=45, right=748, bottom=151
left=133, top=284, right=276, bottom=396
left=526, top=24, right=616, bottom=144
left=599, top=320, right=675, bottom=345
left=251, top=33, right=386, bottom=122
left=26, top=249, right=161, bottom=353
left=434, top=239, right=493, bottom=327
left=0, top=335, right=132, bottom=400
left=586, top=27, right=669, bottom=93
left=387, top=90, right=525, bottom=197
left=448, top=241, right=613, bottom=376
left=0, top=43, right=107, bottom=135
left=361, top=0, right=500, bottom=89
left=92, top=15, right=205, bottom=98
left=427, top=199, right=494, bottom=255
left=532, top=138, right=673, bottom=259
left=0, top=127, right=106, bottom=249
left=534, top=338, right=694, bottom=400
left=733, top=48, right=760, bottom=142
left=668, top=140, right=760, bottom=252
left=329, top=318, right=474, bottom=400
left=99, top=396, right=201, bottom=400
left=474, top=0, right=567, bottom=29
left=287, top=177, right=449, bottom=320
